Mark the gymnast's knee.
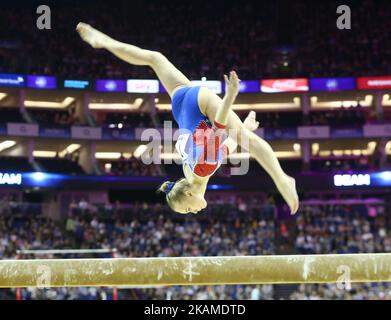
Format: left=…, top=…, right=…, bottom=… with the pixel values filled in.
left=229, top=124, right=253, bottom=148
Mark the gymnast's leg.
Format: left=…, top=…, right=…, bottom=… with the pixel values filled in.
left=76, top=22, right=191, bottom=97
left=199, top=87, right=299, bottom=214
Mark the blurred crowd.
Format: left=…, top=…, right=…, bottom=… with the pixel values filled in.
left=102, top=157, right=163, bottom=176
left=0, top=0, right=390, bottom=80
left=29, top=108, right=80, bottom=126
left=307, top=106, right=366, bottom=127
left=294, top=204, right=390, bottom=255
left=95, top=112, right=153, bottom=128
left=290, top=283, right=391, bottom=300
left=0, top=106, right=373, bottom=129
left=0, top=199, right=390, bottom=300
left=37, top=153, right=85, bottom=174
left=288, top=204, right=391, bottom=300
left=310, top=158, right=372, bottom=173
left=0, top=200, right=276, bottom=300
left=293, top=0, right=391, bottom=78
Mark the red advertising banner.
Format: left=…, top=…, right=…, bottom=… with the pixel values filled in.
left=261, top=78, right=309, bottom=93
left=357, top=76, right=391, bottom=90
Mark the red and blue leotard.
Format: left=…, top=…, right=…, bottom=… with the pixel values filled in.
left=172, top=86, right=231, bottom=178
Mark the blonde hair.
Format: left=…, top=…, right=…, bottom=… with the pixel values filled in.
left=157, top=179, right=191, bottom=212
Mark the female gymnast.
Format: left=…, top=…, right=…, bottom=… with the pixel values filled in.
left=76, top=22, right=299, bottom=215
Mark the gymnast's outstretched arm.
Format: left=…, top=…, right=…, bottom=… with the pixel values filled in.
left=76, top=22, right=190, bottom=97
left=214, top=71, right=239, bottom=126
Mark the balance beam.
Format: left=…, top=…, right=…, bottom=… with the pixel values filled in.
left=1, top=253, right=391, bottom=288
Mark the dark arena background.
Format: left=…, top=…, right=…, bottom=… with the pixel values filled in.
left=0, top=0, right=390, bottom=302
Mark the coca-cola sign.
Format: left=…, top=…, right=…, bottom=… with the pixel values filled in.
left=261, top=78, right=309, bottom=93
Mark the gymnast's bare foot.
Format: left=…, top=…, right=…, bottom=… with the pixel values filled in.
left=276, top=174, right=299, bottom=215
left=76, top=22, right=108, bottom=49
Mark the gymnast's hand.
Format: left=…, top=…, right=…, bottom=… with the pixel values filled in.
left=243, top=111, right=260, bottom=132
left=76, top=22, right=108, bottom=49
left=224, top=71, right=240, bottom=100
